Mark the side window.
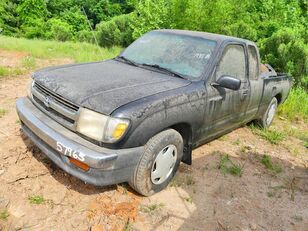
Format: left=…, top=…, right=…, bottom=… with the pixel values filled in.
left=248, top=45, right=259, bottom=80
left=216, top=44, right=246, bottom=81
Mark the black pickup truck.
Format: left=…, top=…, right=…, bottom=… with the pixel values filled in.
left=16, top=29, right=291, bottom=196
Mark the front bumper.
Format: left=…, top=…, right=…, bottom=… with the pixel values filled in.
left=16, top=97, right=144, bottom=186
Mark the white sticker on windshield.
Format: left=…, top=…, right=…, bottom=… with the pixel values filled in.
left=194, top=53, right=211, bottom=60
left=139, top=38, right=151, bottom=44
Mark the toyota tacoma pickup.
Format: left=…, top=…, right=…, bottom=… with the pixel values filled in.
left=16, top=29, right=291, bottom=196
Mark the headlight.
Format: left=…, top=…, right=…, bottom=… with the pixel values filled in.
left=76, top=108, right=130, bottom=143
left=27, top=79, right=34, bottom=99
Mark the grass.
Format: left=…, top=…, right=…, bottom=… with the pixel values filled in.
left=0, top=35, right=122, bottom=63
left=278, top=88, right=308, bottom=122
left=232, top=138, right=241, bottom=145
left=284, top=127, right=308, bottom=149
left=261, top=155, right=282, bottom=174
left=184, top=196, right=193, bottom=203
left=28, top=195, right=45, bottom=205
left=218, top=154, right=243, bottom=177
left=185, top=175, right=195, bottom=185
left=123, top=222, right=133, bottom=231
left=0, top=65, right=25, bottom=78
left=0, top=66, right=10, bottom=77
left=0, top=209, right=9, bottom=220
left=140, top=203, right=164, bottom=215
left=0, top=108, right=6, bottom=118
left=283, top=177, right=298, bottom=201
left=267, top=185, right=285, bottom=198
left=291, top=215, right=303, bottom=222
left=250, top=125, right=285, bottom=144
left=22, top=56, right=36, bottom=69
left=169, top=175, right=181, bottom=187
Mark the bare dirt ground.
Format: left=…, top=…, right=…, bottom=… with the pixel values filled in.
left=0, top=50, right=307, bottom=231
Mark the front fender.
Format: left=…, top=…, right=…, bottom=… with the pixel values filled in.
left=112, top=82, right=206, bottom=148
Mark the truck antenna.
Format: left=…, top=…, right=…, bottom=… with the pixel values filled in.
left=82, top=6, right=104, bottom=59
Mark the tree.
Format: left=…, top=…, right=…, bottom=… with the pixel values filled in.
left=131, top=0, right=171, bottom=39
left=0, top=0, right=20, bottom=35
left=16, top=0, right=48, bottom=38
left=60, top=7, right=88, bottom=34
left=96, top=14, right=133, bottom=47
left=259, top=27, right=308, bottom=88
left=17, top=0, right=47, bottom=24
left=46, top=18, right=74, bottom=41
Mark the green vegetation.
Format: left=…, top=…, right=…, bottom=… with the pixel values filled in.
left=278, top=88, right=308, bottom=122
left=0, top=36, right=121, bottom=63
left=123, top=222, right=133, bottom=231
left=21, top=56, right=36, bottom=69
left=291, top=215, right=303, bottom=222
left=184, top=196, right=193, bottom=203
left=0, top=66, right=25, bottom=78
left=0, top=66, right=10, bottom=77
left=0, top=209, right=9, bottom=220
left=0, top=108, right=6, bottom=118
left=185, top=175, right=195, bottom=186
left=218, top=154, right=243, bottom=177
left=250, top=125, right=285, bottom=144
left=232, top=138, right=241, bottom=146
left=140, top=203, right=164, bottom=214
left=261, top=155, right=282, bottom=174
left=283, top=177, right=298, bottom=201
left=169, top=175, right=181, bottom=187
left=283, top=127, right=308, bottom=149
left=267, top=185, right=285, bottom=198
left=28, top=195, right=45, bottom=204
left=0, top=0, right=307, bottom=88
left=284, top=127, right=308, bottom=142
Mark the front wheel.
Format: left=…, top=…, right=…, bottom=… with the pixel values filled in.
left=257, top=97, right=278, bottom=128
left=129, top=129, right=183, bottom=196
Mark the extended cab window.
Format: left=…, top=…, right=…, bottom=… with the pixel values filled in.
left=216, top=44, right=246, bottom=81
left=248, top=45, right=259, bottom=80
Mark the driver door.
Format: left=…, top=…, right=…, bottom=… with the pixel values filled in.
left=201, top=43, right=250, bottom=141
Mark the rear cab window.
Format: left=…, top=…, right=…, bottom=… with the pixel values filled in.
left=248, top=45, right=260, bottom=80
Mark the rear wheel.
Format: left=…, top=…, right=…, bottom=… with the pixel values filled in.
left=129, top=129, right=183, bottom=196
left=257, top=97, right=278, bottom=128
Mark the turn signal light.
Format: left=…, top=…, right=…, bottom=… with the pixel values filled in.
left=69, top=157, right=90, bottom=171
left=112, top=123, right=128, bottom=139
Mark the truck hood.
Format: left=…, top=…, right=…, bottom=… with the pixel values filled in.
left=33, top=60, right=190, bottom=115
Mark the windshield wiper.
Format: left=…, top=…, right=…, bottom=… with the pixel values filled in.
left=115, top=56, right=139, bottom=67
left=141, top=63, right=186, bottom=79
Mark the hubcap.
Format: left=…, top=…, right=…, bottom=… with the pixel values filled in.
left=151, top=144, right=177, bottom=185
left=266, top=103, right=276, bottom=126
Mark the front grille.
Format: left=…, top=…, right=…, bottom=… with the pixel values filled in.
left=31, top=81, right=80, bottom=130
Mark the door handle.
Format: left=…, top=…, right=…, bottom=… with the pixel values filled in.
left=242, top=89, right=249, bottom=95
left=209, top=96, right=223, bottom=102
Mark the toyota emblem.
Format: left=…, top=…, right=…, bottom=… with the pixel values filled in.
left=44, top=96, right=51, bottom=108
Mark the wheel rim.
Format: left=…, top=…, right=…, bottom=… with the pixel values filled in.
left=151, top=144, right=177, bottom=185
left=266, top=103, right=276, bottom=126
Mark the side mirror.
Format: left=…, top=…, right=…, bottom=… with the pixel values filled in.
left=212, top=75, right=241, bottom=91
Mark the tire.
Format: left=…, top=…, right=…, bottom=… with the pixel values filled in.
left=256, top=97, right=278, bottom=129
left=129, top=129, right=183, bottom=196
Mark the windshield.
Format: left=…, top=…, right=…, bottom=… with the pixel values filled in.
left=120, top=31, right=217, bottom=79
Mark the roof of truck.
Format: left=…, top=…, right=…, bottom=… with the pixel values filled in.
left=155, top=29, right=254, bottom=45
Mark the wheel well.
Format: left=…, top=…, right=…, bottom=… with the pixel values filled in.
left=274, top=93, right=282, bottom=104
left=170, top=123, right=193, bottom=165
